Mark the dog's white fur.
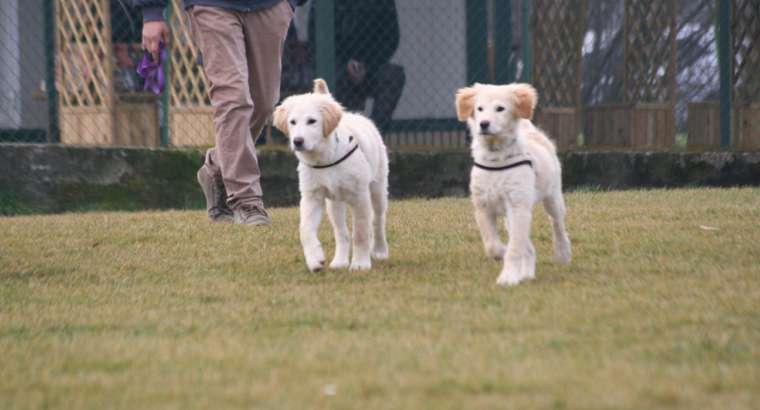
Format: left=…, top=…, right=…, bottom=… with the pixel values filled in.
left=273, top=79, right=389, bottom=272
left=456, top=83, right=571, bottom=286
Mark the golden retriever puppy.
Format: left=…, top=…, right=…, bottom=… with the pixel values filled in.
left=456, top=83, right=571, bottom=286
left=273, top=79, right=389, bottom=272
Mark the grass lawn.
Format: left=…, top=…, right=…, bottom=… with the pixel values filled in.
left=1, top=188, right=759, bottom=409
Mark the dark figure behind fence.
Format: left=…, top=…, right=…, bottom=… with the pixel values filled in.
left=332, top=0, right=406, bottom=134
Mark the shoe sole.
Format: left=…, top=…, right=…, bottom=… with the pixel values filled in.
left=210, top=215, right=234, bottom=223
left=234, top=217, right=271, bottom=226
left=198, top=169, right=234, bottom=222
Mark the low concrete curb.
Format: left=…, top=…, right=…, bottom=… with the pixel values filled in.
left=1, top=144, right=758, bottom=214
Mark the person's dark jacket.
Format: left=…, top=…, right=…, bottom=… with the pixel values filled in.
left=133, top=0, right=299, bottom=22
left=112, top=0, right=143, bottom=42
left=334, top=0, right=400, bottom=73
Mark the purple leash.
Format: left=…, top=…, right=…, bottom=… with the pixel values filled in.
left=136, top=43, right=167, bottom=95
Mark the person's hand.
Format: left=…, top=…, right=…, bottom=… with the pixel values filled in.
left=142, top=21, right=170, bottom=63
left=346, top=59, right=367, bottom=84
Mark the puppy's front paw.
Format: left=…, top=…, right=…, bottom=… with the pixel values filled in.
left=371, top=246, right=389, bottom=260
left=496, top=257, right=534, bottom=286
left=305, top=248, right=326, bottom=272
left=329, top=257, right=349, bottom=269
left=307, top=259, right=326, bottom=272
left=349, top=258, right=371, bottom=271
left=555, top=243, right=572, bottom=265
left=496, top=271, right=527, bottom=287
left=486, top=243, right=506, bottom=260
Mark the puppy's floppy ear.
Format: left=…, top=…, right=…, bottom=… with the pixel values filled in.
left=455, top=87, right=478, bottom=121
left=313, top=78, right=330, bottom=95
left=320, top=98, right=343, bottom=137
left=512, top=83, right=538, bottom=119
left=272, top=101, right=290, bottom=136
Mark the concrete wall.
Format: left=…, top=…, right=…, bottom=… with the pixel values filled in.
left=1, top=144, right=759, bottom=215
left=392, top=0, right=467, bottom=120
left=0, top=0, right=21, bottom=128
left=18, top=0, right=48, bottom=129
left=0, top=0, right=48, bottom=130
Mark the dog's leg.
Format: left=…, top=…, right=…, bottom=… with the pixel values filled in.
left=524, top=239, right=536, bottom=280
left=300, top=195, right=326, bottom=272
left=369, top=180, right=389, bottom=260
left=543, top=190, right=572, bottom=265
left=326, top=199, right=350, bottom=269
left=349, top=190, right=373, bottom=271
left=497, top=201, right=535, bottom=286
left=473, top=203, right=506, bottom=260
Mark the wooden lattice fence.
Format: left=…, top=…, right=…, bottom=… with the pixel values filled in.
left=687, top=0, right=760, bottom=149
left=586, top=0, right=677, bottom=149
left=623, top=0, right=678, bottom=104
left=55, top=0, right=158, bottom=146
left=167, top=0, right=215, bottom=146
left=56, top=0, right=113, bottom=145
left=48, top=0, right=760, bottom=150
left=531, top=0, right=586, bottom=149
left=731, top=0, right=760, bottom=149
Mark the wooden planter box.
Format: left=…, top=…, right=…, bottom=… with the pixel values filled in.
left=733, top=103, right=760, bottom=151
left=687, top=102, right=760, bottom=150
left=687, top=101, right=721, bottom=148
left=584, top=103, right=675, bottom=149
left=534, top=107, right=580, bottom=149
left=60, top=93, right=159, bottom=147
left=169, top=107, right=284, bottom=147
left=170, top=107, right=215, bottom=147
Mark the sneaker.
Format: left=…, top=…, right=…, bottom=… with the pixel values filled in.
left=233, top=203, right=272, bottom=226
left=197, top=168, right=233, bottom=223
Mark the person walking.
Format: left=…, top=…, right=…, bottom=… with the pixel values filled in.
left=136, top=0, right=298, bottom=225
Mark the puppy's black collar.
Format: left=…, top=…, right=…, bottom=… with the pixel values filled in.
left=307, top=143, right=359, bottom=169
left=473, top=159, right=533, bottom=171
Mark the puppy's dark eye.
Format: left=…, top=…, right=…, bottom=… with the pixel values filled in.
left=477, top=106, right=484, bottom=112
left=307, top=118, right=317, bottom=125
left=290, top=119, right=296, bottom=125
left=495, top=106, right=505, bottom=112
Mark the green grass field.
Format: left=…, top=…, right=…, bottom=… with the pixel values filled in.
left=1, top=189, right=759, bottom=409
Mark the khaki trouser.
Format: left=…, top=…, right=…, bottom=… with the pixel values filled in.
left=189, top=1, right=293, bottom=209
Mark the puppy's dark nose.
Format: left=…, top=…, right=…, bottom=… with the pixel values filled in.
left=293, top=137, right=304, bottom=148
left=480, top=121, right=490, bottom=131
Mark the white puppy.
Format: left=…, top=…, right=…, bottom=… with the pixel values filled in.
left=455, top=83, right=571, bottom=286
left=273, top=79, right=389, bottom=272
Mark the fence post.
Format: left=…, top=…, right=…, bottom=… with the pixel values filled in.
left=44, top=0, right=59, bottom=143
left=494, top=0, right=513, bottom=84
left=718, top=0, right=732, bottom=149
left=521, top=0, right=532, bottom=83
left=315, top=0, right=335, bottom=89
left=466, top=0, right=488, bottom=84
left=160, top=0, right=172, bottom=147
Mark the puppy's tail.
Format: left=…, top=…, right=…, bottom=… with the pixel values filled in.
left=313, top=78, right=331, bottom=95
left=522, top=121, right=557, bottom=155
left=532, top=131, right=558, bottom=155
